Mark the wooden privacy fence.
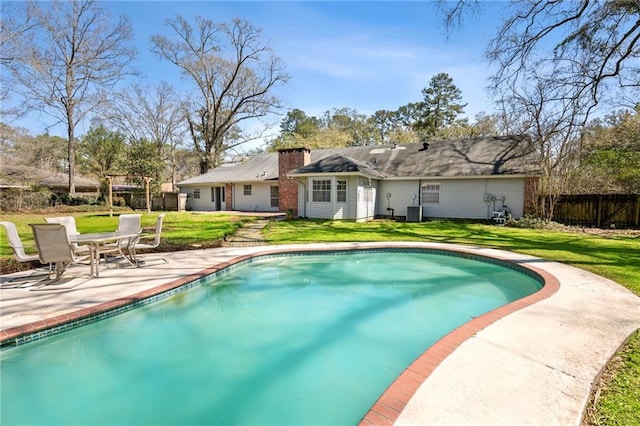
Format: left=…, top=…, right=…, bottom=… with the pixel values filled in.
left=549, top=194, right=640, bottom=228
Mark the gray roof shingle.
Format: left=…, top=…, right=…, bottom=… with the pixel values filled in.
left=288, top=154, right=386, bottom=178
left=0, top=165, right=100, bottom=191
left=178, top=153, right=279, bottom=185
left=177, top=135, right=537, bottom=186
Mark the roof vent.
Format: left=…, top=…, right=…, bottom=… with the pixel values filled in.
left=419, top=142, right=430, bottom=151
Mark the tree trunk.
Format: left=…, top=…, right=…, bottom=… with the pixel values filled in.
left=67, top=117, right=76, bottom=195
left=199, top=159, right=208, bottom=175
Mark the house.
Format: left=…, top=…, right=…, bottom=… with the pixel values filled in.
left=0, top=165, right=100, bottom=194
left=177, top=135, right=539, bottom=221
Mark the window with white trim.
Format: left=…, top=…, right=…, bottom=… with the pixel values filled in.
left=270, top=186, right=279, bottom=208
left=312, top=179, right=331, bottom=202
left=210, top=187, right=215, bottom=202
left=336, top=179, right=347, bottom=202
left=243, top=185, right=252, bottom=196
left=193, top=189, right=201, bottom=199
left=421, top=183, right=440, bottom=203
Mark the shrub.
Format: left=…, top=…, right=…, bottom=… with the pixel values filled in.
left=506, top=215, right=548, bottom=229
left=50, top=192, right=100, bottom=206
left=0, top=187, right=52, bottom=212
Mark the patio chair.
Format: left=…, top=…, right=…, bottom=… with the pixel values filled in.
left=29, top=223, right=79, bottom=281
left=102, top=214, right=142, bottom=265
left=0, top=221, right=40, bottom=264
left=130, top=214, right=166, bottom=264
left=44, top=216, right=91, bottom=258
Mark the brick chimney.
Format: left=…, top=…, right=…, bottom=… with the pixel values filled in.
left=278, top=148, right=310, bottom=215
left=224, top=183, right=233, bottom=210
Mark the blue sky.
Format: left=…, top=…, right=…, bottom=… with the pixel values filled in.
left=10, top=1, right=506, bottom=149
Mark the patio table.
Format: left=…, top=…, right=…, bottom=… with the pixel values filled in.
left=69, top=232, right=140, bottom=278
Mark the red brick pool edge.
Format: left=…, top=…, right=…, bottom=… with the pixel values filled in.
left=359, top=263, right=560, bottom=425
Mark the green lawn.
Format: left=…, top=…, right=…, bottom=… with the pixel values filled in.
left=0, top=211, right=247, bottom=261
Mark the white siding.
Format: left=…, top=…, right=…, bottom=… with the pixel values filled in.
left=304, top=176, right=362, bottom=220
left=308, top=200, right=334, bottom=219
left=337, top=176, right=358, bottom=220
left=307, top=177, right=332, bottom=219
left=485, top=179, right=526, bottom=218
left=377, top=180, right=421, bottom=217
left=421, top=178, right=526, bottom=219
left=184, top=177, right=526, bottom=219
left=297, top=182, right=306, bottom=217
left=232, top=182, right=279, bottom=212
left=181, top=185, right=219, bottom=211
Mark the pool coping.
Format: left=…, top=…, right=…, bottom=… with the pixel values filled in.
left=1, top=241, right=639, bottom=425
left=358, top=251, right=560, bottom=425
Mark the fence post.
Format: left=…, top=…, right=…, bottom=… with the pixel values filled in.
left=107, top=176, right=113, bottom=218
left=596, top=195, right=603, bottom=228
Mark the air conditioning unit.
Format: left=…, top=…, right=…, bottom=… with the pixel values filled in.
left=407, top=206, right=423, bottom=222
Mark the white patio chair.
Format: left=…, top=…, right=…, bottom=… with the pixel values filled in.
left=0, top=221, right=40, bottom=264
left=102, top=213, right=141, bottom=265
left=29, top=223, right=79, bottom=281
left=44, top=216, right=91, bottom=258
left=130, top=214, right=166, bottom=265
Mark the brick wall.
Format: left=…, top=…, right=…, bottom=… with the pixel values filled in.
left=278, top=148, right=310, bottom=215
left=225, top=183, right=233, bottom=210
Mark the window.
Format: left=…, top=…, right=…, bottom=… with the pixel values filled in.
left=312, top=179, right=331, bottom=202
left=337, top=179, right=347, bottom=202
left=193, top=189, right=200, bottom=199
left=243, top=185, right=252, bottom=196
left=210, top=187, right=215, bottom=202
left=421, top=183, right=440, bottom=203
left=221, top=187, right=225, bottom=202
left=270, top=186, right=279, bottom=208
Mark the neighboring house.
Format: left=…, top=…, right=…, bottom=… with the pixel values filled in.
left=177, top=135, right=539, bottom=221
left=0, top=165, right=100, bottom=194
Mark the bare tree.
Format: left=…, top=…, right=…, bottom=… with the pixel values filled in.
left=439, top=0, right=640, bottom=117
left=0, top=2, right=35, bottom=64
left=489, top=1, right=638, bottom=111
left=101, top=81, right=187, bottom=189
left=498, top=78, right=588, bottom=220
left=0, top=124, right=66, bottom=171
left=1, top=0, right=135, bottom=193
left=438, top=1, right=639, bottom=220
left=151, top=16, right=289, bottom=173
left=0, top=1, right=36, bottom=115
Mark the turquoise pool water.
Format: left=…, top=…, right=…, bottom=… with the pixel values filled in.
left=1, top=250, right=541, bottom=425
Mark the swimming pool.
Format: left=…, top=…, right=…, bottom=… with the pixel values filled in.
left=0, top=249, right=542, bottom=425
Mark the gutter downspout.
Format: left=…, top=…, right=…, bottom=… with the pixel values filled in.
left=231, top=183, right=235, bottom=211
left=291, top=177, right=307, bottom=218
